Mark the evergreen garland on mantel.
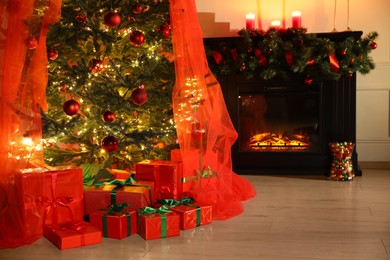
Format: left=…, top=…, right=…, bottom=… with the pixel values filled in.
left=205, top=28, right=378, bottom=84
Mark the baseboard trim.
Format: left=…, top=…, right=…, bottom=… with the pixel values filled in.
left=359, top=161, right=390, bottom=170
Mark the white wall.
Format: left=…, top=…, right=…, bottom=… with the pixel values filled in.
left=195, top=0, right=390, bottom=161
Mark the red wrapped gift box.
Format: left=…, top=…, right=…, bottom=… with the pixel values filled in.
left=90, top=210, right=137, bottom=239
left=16, top=165, right=84, bottom=237
left=108, top=168, right=132, bottom=180
left=170, top=203, right=212, bottom=230
left=135, top=160, right=183, bottom=200
left=43, top=221, right=101, bottom=250
left=137, top=207, right=180, bottom=240
left=84, top=180, right=154, bottom=215
left=170, top=149, right=182, bottom=163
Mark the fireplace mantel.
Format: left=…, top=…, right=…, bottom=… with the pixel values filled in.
left=204, top=32, right=363, bottom=176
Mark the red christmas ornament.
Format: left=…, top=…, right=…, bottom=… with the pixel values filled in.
left=304, top=76, right=313, bottom=85
left=131, top=3, right=143, bottom=14
left=348, top=72, right=353, bottom=78
left=230, top=48, right=238, bottom=61
left=90, top=59, right=103, bottom=73
left=253, top=48, right=262, bottom=58
left=370, top=41, right=378, bottom=49
left=25, top=36, right=38, bottom=50
left=285, top=50, right=293, bottom=67
left=47, top=49, right=58, bottom=60
left=240, top=63, right=246, bottom=71
left=211, top=51, right=223, bottom=65
left=130, top=85, right=148, bottom=106
left=129, top=30, right=145, bottom=46
left=101, top=135, right=119, bottom=152
left=340, top=49, right=347, bottom=56
left=63, top=99, right=80, bottom=116
left=258, top=55, right=268, bottom=67
left=159, top=25, right=171, bottom=38
left=104, top=11, right=121, bottom=28
left=102, top=110, right=115, bottom=122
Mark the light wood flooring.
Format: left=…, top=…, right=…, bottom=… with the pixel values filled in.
left=1, top=167, right=389, bottom=260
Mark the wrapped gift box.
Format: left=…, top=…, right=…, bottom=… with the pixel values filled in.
left=43, top=221, right=101, bottom=250
left=170, top=203, right=212, bottom=230
left=170, top=149, right=182, bottom=163
left=90, top=210, right=137, bottom=239
left=137, top=207, right=180, bottom=240
left=84, top=180, right=154, bottom=215
left=16, top=165, right=84, bottom=237
left=107, top=168, right=132, bottom=180
left=135, top=160, right=183, bottom=201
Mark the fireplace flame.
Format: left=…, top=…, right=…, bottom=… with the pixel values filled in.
left=248, top=132, right=311, bottom=151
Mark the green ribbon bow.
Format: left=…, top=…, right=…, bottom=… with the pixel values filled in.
left=106, top=202, right=129, bottom=215
left=156, top=197, right=195, bottom=207
left=182, top=165, right=218, bottom=184
left=94, top=176, right=152, bottom=206
left=137, top=206, right=172, bottom=238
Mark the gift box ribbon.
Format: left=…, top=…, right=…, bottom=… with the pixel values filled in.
left=156, top=197, right=201, bottom=227
left=95, top=176, right=153, bottom=206
left=182, top=165, right=217, bottom=185
left=60, top=221, right=88, bottom=246
left=137, top=205, right=172, bottom=238
left=40, top=172, right=76, bottom=225
left=101, top=203, right=132, bottom=237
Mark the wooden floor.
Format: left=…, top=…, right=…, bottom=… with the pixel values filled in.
left=1, top=167, right=390, bottom=259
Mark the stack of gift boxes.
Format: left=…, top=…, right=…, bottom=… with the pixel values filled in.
left=16, top=150, right=212, bottom=250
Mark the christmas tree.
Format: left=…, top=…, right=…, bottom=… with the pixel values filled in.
left=43, top=0, right=176, bottom=168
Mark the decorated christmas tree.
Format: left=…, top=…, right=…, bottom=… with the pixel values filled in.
left=43, top=0, right=176, bottom=168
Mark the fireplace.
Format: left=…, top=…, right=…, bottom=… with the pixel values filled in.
left=204, top=33, right=365, bottom=176
left=216, top=73, right=361, bottom=175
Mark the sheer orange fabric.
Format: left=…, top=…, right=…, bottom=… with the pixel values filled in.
left=169, top=0, right=256, bottom=220
left=0, top=0, right=62, bottom=248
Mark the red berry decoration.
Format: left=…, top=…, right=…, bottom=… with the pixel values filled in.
left=101, top=135, right=119, bottom=152
left=75, top=13, right=87, bottom=24
left=130, top=85, right=148, bottom=106
left=131, top=3, right=143, bottom=14
left=47, top=49, right=58, bottom=60
left=129, top=30, right=145, bottom=46
left=25, top=36, right=38, bottom=50
left=90, top=59, right=103, bottom=73
left=307, top=59, right=315, bottom=66
left=59, top=84, right=68, bottom=92
left=102, top=110, right=115, bottom=122
left=63, top=99, right=80, bottom=116
left=370, top=41, right=378, bottom=49
left=304, top=76, right=313, bottom=85
left=104, top=11, right=121, bottom=28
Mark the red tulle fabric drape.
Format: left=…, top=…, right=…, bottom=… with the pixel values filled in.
left=169, top=0, right=256, bottom=220
left=0, top=0, right=62, bottom=248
